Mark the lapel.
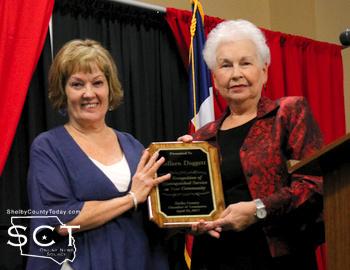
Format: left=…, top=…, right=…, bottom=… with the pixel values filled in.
left=56, top=126, right=139, bottom=200
left=115, top=131, right=139, bottom=180
left=195, top=96, right=279, bottom=140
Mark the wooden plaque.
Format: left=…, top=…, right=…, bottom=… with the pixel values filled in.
left=147, top=141, right=225, bottom=228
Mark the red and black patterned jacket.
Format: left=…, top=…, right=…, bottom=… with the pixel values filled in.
left=193, top=96, right=324, bottom=257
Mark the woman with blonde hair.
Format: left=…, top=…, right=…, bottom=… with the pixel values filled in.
left=26, top=39, right=170, bottom=270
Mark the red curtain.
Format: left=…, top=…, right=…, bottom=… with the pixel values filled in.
left=0, top=0, right=54, bottom=174
left=166, top=7, right=346, bottom=270
left=264, top=32, right=345, bottom=144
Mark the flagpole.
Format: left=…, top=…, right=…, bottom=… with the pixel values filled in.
left=186, top=3, right=213, bottom=268
left=189, top=1, right=199, bottom=131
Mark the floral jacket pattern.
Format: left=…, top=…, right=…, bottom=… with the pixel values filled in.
left=193, top=96, right=324, bottom=257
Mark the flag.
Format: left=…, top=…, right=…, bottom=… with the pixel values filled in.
left=187, top=0, right=214, bottom=134
left=185, top=1, right=215, bottom=268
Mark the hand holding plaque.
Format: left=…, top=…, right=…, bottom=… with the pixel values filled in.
left=147, top=141, right=225, bottom=228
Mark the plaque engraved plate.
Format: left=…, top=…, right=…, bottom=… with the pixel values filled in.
left=147, top=142, right=225, bottom=228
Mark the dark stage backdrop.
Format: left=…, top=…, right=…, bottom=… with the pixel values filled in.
left=0, top=1, right=188, bottom=269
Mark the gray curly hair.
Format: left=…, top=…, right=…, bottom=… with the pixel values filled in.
left=203, top=19, right=271, bottom=70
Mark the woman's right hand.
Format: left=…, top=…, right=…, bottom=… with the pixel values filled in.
left=130, top=150, right=171, bottom=204
left=177, top=134, right=193, bottom=143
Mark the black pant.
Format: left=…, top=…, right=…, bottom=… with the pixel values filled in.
left=190, top=226, right=318, bottom=270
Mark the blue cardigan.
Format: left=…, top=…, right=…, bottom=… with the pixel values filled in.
left=26, top=126, right=168, bottom=270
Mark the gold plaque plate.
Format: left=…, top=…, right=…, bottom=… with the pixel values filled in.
left=147, top=141, right=225, bottom=228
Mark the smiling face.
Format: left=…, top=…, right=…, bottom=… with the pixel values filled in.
left=213, top=39, right=268, bottom=107
left=65, top=64, right=109, bottom=127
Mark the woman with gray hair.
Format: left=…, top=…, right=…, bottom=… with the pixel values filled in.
left=179, top=20, right=323, bottom=270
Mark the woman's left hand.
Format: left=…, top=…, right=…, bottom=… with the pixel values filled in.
left=191, top=219, right=222, bottom=239
left=130, top=150, right=171, bottom=204
left=203, top=201, right=257, bottom=236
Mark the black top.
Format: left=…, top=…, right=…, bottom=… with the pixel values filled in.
left=217, top=118, right=255, bottom=205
